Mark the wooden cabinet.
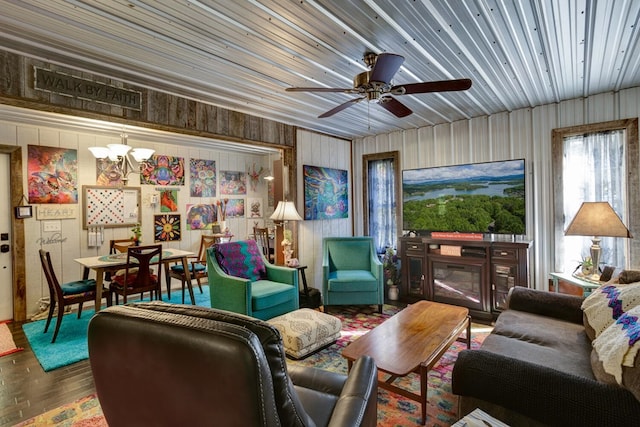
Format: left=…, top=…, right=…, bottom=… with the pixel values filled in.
left=399, top=237, right=532, bottom=320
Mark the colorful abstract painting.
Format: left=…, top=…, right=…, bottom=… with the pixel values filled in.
left=247, top=197, right=263, bottom=218
left=160, top=190, right=178, bottom=212
left=141, top=154, right=185, bottom=186
left=190, top=158, right=216, bottom=197
left=28, top=145, right=78, bottom=204
left=303, top=165, right=348, bottom=220
left=225, top=198, right=245, bottom=218
left=220, top=170, right=246, bottom=195
left=186, top=204, right=216, bottom=230
left=154, top=214, right=181, bottom=242
left=95, top=159, right=124, bottom=186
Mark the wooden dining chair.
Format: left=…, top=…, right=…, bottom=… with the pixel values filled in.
left=253, top=227, right=274, bottom=263
left=167, top=234, right=217, bottom=303
left=38, top=249, right=112, bottom=343
left=109, top=244, right=163, bottom=305
left=109, top=238, right=136, bottom=254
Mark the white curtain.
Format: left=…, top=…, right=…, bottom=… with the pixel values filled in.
left=561, top=129, right=627, bottom=272
left=368, top=158, right=397, bottom=254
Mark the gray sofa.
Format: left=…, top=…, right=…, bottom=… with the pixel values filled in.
left=452, top=286, right=640, bottom=426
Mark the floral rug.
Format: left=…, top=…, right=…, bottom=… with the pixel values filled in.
left=17, top=305, right=489, bottom=427
left=0, top=321, right=23, bottom=358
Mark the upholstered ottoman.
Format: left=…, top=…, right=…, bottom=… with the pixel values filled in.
left=268, top=308, right=342, bottom=359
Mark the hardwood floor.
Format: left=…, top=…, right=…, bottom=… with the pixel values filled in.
left=0, top=321, right=96, bottom=427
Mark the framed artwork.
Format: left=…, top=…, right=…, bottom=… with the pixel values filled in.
left=225, top=198, right=245, bottom=218
left=190, top=158, right=216, bottom=197
left=160, top=189, right=178, bottom=212
left=82, top=185, right=141, bottom=229
left=247, top=197, right=263, bottom=218
left=95, top=158, right=124, bottom=186
left=303, top=165, right=348, bottom=220
left=154, top=214, right=181, bottom=242
left=186, top=204, right=216, bottom=230
left=141, top=154, right=185, bottom=186
left=14, top=206, right=33, bottom=219
left=220, top=170, right=246, bottom=195
left=28, top=145, right=78, bottom=204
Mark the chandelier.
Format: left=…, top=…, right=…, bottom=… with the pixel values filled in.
left=88, top=131, right=154, bottom=182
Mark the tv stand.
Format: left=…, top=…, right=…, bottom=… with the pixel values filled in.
left=399, top=236, right=532, bottom=320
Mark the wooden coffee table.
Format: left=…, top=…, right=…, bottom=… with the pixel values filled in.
left=342, top=300, right=471, bottom=425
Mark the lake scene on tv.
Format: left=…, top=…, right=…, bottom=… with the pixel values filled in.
left=402, top=159, right=526, bottom=235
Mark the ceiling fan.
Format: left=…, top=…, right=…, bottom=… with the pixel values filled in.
left=286, top=52, right=472, bottom=118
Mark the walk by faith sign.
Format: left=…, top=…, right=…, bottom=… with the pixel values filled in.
left=34, top=67, right=142, bottom=111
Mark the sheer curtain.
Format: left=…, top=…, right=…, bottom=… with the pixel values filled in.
left=368, top=158, right=397, bottom=254
left=561, top=129, right=627, bottom=272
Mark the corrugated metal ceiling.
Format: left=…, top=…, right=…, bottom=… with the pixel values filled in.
left=1, top=0, right=639, bottom=139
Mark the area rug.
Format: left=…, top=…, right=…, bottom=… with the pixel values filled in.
left=18, top=305, right=489, bottom=426
left=21, top=286, right=211, bottom=372
left=0, top=321, right=23, bottom=357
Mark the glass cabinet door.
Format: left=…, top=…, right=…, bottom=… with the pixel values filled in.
left=407, top=255, right=425, bottom=297
left=492, top=263, right=517, bottom=311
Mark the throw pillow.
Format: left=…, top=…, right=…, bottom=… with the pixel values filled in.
left=619, top=270, right=640, bottom=284
left=592, top=304, right=640, bottom=401
left=214, top=240, right=267, bottom=282
left=581, top=281, right=640, bottom=341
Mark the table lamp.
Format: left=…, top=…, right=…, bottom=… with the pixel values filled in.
left=564, top=201, right=632, bottom=279
left=270, top=201, right=302, bottom=266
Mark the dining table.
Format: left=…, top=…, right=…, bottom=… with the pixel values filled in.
left=74, top=247, right=196, bottom=312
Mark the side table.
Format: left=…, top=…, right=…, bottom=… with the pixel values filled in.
left=549, top=271, right=602, bottom=296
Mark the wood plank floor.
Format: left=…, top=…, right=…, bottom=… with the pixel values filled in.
left=0, top=321, right=96, bottom=427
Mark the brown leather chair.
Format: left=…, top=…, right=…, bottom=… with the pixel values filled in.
left=88, top=301, right=378, bottom=427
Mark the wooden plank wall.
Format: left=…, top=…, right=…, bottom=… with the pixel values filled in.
left=0, top=50, right=295, bottom=148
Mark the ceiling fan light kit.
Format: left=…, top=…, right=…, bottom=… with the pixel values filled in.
left=286, top=52, right=472, bottom=119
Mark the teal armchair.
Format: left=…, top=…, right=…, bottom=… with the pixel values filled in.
left=206, top=240, right=299, bottom=320
left=322, top=237, right=383, bottom=313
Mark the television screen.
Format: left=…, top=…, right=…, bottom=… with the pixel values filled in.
left=402, top=159, right=526, bottom=235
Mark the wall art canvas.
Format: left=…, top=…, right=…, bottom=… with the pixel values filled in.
left=160, top=190, right=178, bottom=212
left=190, top=158, right=216, bottom=197
left=95, top=159, right=124, bottom=186
left=141, top=154, right=185, bottom=186
left=154, top=214, right=181, bottom=242
left=225, top=198, right=245, bottom=218
left=186, top=204, right=216, bottom=230
left=220, top=170, right=246, bottom=195
left=303, top=165, right=348, bottom=220
left=247, top=197, right=263, bottom=218
left=28, top=145, right=78, bottom=204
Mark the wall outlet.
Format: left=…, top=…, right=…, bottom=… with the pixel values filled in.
left=43, top=221, right=61, bottom=232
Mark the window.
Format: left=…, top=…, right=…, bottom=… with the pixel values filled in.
left=552, top=119, right=638, bottom=274
left=363, top=151, right=400, bottom=253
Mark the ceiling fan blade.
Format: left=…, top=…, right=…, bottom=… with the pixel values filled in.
left=286, top=87, right=357, bottom=93
left=378, top=97, right=412, bottom=117
left=318, top=97, right=365, bottom=118
left=369, top=53, right=405, bottom=84
left=392, top=78, right=472, bottom=95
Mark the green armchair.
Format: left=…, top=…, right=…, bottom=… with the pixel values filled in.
left=322, top=237, right=384, bottom=313
left=207, top=240, right=299, bottom=320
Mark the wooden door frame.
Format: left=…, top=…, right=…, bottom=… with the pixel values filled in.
left=0, top=144, right=26, bottom=321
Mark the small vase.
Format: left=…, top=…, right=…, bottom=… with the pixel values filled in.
left=388, top=284, right=399, bottom=301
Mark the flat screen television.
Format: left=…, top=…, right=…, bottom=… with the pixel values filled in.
left=402, top=159, right=526, bottom=235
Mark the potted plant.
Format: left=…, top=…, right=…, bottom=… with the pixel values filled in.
left=382, top=247, right=400, bottom=300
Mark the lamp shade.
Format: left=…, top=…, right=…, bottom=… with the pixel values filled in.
left=565, top=202, right=633, bottom=238
left=270, top=201, right=302, bottom=221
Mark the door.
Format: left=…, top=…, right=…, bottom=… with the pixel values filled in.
left=0, top=153, right=12, bottom=320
